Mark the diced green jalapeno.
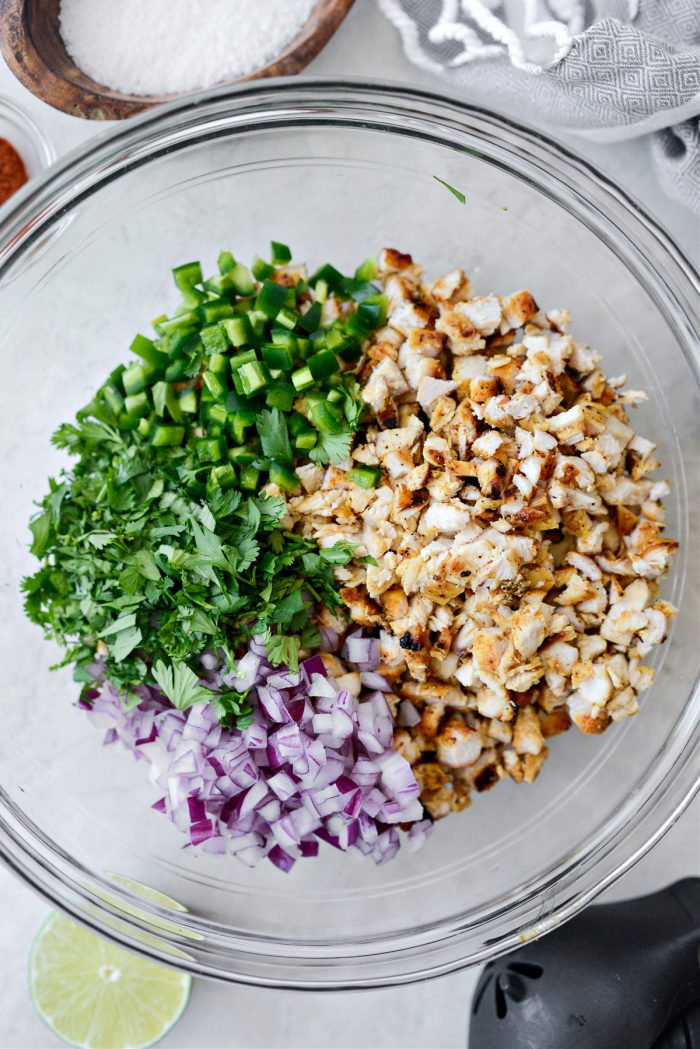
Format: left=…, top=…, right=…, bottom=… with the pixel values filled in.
left=262, top=345, right=294, bottom=371
left=228, top=263, right=256, bottom=297
left=348, top=465, right=382, bottom=489
left=122, top=363, right=152, bottom=396
left=229, top=348, right=258, bottom=372
left=252, top=256, right=275, bottom=281
left=294, top=431, right=317, bottom=451
left=299, top=301, right=322, bottom=333
left=309, top=401, right=343, bottom=434
left=230, top=410, right=256, bottom=444
left=354, top=256, right=376, bottom=282
left=130, top=334, right=167, bottom=370
left=217, top=250, right=235, bottom=275
left=337, top=344, right=363, bottom=364
left=308, top=349, right=340, bottom=381
left=172, top=261, right=203, bottom=291
left=210, top=463, right=237, bottom=489
left=358, top=295, right=388, bottom=329
left=270, top=241, right=292, bottom=266
left=180, top=287, right=206, bottom=310
left=164, top=357, right=190, bottom=382
left=239, top=465, right=260, bottom=491
left=137, top=414, right=155, bottom=439
left=199, top=299, right=234, bottom=324
left=228, top=446, right=258, bottom=466
left=325, top=326, right=351, bottom=354
left=238, top=361, right=270, bottom=396
left=200, top=324, right=230, bottom=354
left=221, top=315, right=253, bottom=348
left=167, top=329, right=197, bottom=357
left=291, top=366, right=314, bottom=391
left=270, top=328, right=297, bottom=351
left=206, top=353, right=228, bottom=377
left=195, top=437, right=226, bottom=462
left=256, top=280, right=288, bottom=319
left=265, top=384, right=295, bottom=411
left=275, top=306, right=298, bottom=330
left=151, top=424, right=185, bottom=447
left=310, top=263, right=344, bottom=293
left=345, top=313, right=370, bottom=341
left=207, top=402, right=228, bottom=427
left=102, top=383, right=124, bottom=416
left=178, top=387, right=198, bottom=414
left=124, top=391, right=150, bottom=418
left=158, top=311, right=199, bottom=334
left=269, top=463, right=300, bottom=492
left=287, top=411, right=310, bottom=436
left=203, top=370, right=227, bottom=399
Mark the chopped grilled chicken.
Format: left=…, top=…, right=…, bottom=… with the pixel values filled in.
left=281, top=248, right=678, bottom=818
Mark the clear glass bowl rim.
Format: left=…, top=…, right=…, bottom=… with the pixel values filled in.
left=0, top=77, right=698, bottom=989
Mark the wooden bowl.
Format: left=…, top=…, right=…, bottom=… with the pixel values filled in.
left=0, top=0, right=356, bottom=120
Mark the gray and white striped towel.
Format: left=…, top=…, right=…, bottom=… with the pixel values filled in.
left=378, top=0, right=700, bottom=215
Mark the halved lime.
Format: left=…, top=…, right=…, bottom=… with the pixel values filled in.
left=90, top=872, right=201, bottom=958
left=29, top=912, right=191, bottom=1049
left=106, top=874, right=188, bottom=912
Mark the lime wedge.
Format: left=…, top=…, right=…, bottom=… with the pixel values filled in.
left=29, top=913, right=191, bottom=1049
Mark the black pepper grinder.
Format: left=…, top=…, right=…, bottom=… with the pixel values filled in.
left=468, top=879, right=700, bottom=1049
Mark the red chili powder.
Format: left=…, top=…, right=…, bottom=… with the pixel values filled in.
left=0, top=137, right=28, bottom=206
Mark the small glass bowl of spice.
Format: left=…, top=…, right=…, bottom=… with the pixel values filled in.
left=0, top=96, right=54, bottom=206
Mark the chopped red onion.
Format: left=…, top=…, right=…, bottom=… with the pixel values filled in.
left=319, top=627, right=339, bottom=653
left=398, top=699, right=421, bottom=728
left=268, top=844, right=295, bottom=872
left=84, top=638, right=430, bottom=870
left=342, top=636, right=380, bottom=668
left=360, top=671, right=391, bottom=692
left=301, top=654, right=326, bottom=682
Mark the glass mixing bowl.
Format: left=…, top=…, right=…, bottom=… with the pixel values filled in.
left=0, top=80, right=697, bottom=989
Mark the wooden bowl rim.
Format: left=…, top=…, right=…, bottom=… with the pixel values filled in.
left=0, top=0, right=356, bottom=120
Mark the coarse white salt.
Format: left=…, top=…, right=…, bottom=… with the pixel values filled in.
left=59, top=0, right=316, bottom=97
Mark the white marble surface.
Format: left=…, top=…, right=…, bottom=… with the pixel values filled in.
left=0, top=2, right=698, bottom=1047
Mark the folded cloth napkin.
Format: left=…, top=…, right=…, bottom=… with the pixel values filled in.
left=377, top=0, right=700, bottom=214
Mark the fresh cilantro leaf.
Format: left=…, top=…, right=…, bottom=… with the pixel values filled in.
left=301, top=551, right=321, bottom=574
left=433, top=176, right=466, bottom=204
left=99, top=613, right=137, bottom=638
left=190, top=520, right=226, bottom=567
left=119, top=565, right=143, bottom=595
left=29, top=512, right=51, bottom=556
left=208, top=488, right=242, bottom=520
left=234, top=529, right=259, bottom=570
left=269, top=530, right=285, bottom=554
left=86, top=532, right=115, bottom=549
left=134, top=549, right=160, bottom=581
left=270, top=588, right=306, bottom=624
left=111, top=626, right=142, bottom=662
left=255, top=494, right=285, bottom=526
left=151, top=660, right=213, bottom=710
left=264, top=633, right=300, bottom=672
left=309, top=429, right=353, bottom=466
left=198, top=503, right=217, bottom=532
left=256, top=408, right=293, bottom=467
left=188, top=608, right=218, bottom=635
left=319, top=541, right=357, bottom=565
left=211, top=688, right=253, bottom=728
